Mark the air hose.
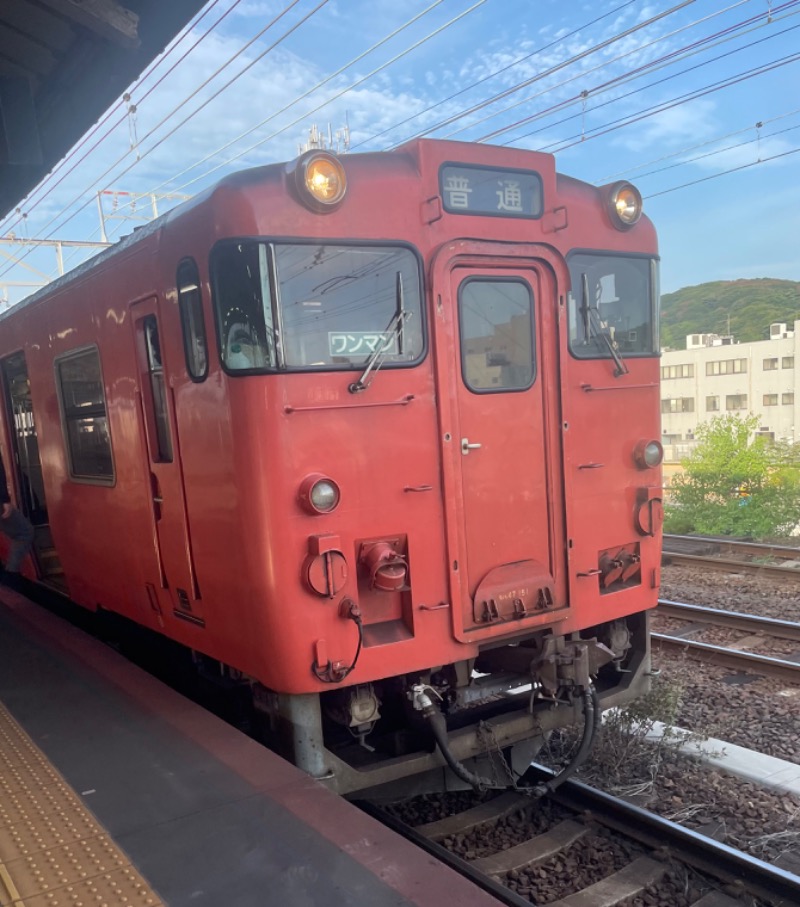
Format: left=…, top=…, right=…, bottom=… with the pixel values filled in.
left=417, top=683, right=600, bottom=796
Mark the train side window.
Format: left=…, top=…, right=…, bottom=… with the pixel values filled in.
left=177, top=258, right=208, bottom=381
left=142, top=316, right=174, bottom=463
left=458, top=278, right=535, bottom=393
left=55, top=347, right=115, bottom=483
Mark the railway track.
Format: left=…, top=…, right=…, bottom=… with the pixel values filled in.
left=361, top=777, right=800, bottom=906
left=654, top=599, right=800, bottom=683
left=663, top=534, right=800, bottom=579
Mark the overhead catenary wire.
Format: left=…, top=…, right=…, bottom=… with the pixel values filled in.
left=385, top=0, right=699, bottom=147
left=645, top=145, right=800, bottom=197
left=158, top=0, right=796, bottom=204
left=0, top=0, right=331, bottom=283
left=3, top=0, right=799, bottom=292
left=347, top=0, right=640, bottom=151
left=594, top=105, right=800, bottom=181
left=539, top=49, right=800, bottom=155
left=137, top=0, right=457, bottom=200
left=451, top=0, right=797, bottom=143
left=0, top=0, right=242, bottom=239
left=604, top=119, right=800, bottom=183
left=137, top=0, right=491, bottom=201
left=492, top=18, right=800, bottom=149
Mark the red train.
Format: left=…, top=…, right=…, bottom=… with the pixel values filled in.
left=0, top=139, right=662, bottom=794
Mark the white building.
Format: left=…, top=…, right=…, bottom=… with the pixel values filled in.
left=660, top=320, right=799, bottom=461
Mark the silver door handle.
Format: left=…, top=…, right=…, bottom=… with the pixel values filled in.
left=461, top=437, right=482, bottom=454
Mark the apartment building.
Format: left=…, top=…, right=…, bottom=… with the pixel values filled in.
left=660, top=320, right=800, bottom=461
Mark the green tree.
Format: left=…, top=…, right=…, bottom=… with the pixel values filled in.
left=664, top=414, right=800, bottom=538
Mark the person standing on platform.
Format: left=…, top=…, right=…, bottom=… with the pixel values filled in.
left=0, top=451, right=35, bottom=588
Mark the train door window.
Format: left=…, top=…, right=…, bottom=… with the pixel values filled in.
left=177, top=258, right=208, bottom=381
left=458, top=278, right=534, bottom=392
left=142, top=316, right=173, bottom=462
left=55, top=348, right=114, bottom=482
left=212, top=242, right=277, bottom=371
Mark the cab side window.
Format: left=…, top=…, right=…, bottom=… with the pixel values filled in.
left=177, top=258, right=208, bottom=381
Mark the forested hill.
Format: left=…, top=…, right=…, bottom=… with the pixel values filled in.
left=660, top=278, right=800, bottom=351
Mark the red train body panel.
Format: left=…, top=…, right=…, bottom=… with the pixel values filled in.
left=0, top=139, right=661, bottom=793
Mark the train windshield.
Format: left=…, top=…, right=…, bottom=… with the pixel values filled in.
left=212, top=242, right=424, bottom=372
left=566, top=254, right=659, bottom=360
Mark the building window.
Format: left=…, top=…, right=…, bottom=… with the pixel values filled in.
left=726, top=394, right=748, bottom=411
left=782, top=392, right=795, bottom=405
left=56, top=347, right=114, bottom=482
left=706, top=395, right=719, bottom=411
left=660, top=363, right=694, bottom=379
left=706, top=359, right=747, bottom=376
left=783, top=356, right=795, bottom=369
left=763, top=394, right=778, bottom=406
left=763, top=358, right=778, bottom=371
left=661, top=398, right=695, bottom=413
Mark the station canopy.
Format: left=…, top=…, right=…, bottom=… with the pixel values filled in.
left=0, top=0, right=206, bottom=220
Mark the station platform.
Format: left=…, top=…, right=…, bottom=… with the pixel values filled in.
left=0, top=584, right=502, bottom=907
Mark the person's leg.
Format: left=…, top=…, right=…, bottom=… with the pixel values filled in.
left=0, top=507, right=35, bottom=573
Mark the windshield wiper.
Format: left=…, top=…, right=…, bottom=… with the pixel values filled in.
left=580, top=272, right=629, bottom=378
left=349, top=271, right=411, bottom=393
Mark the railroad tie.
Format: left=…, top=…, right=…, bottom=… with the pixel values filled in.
left=416, top=792, right=523, bottom=841
left=545, top=855, right=666, bottom=907
left=470, top=818, right=587, bottom=875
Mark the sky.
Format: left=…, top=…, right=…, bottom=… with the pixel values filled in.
left=1, top=0, right=799, bottom=304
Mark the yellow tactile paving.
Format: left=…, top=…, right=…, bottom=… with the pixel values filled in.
left=0, top=703, right=164, bottom=907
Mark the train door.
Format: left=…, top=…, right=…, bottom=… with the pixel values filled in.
left=436, top=254, right=567, bottom=640
left=0, top=351, right=65, bottom=588
left=130, top=298, right=204, bottom=628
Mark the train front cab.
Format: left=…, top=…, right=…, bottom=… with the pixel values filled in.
left=287, top=237, right=661, bottom=795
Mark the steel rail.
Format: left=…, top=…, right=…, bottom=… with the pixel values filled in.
left=664, top=534, right=800, bottom=560
left=662, top=551, right=800, bottom=579
left=550, top=777, right=800, bottom=906
left=360, top=773, right=800, bottom=907
left=657, top=599, right=800, bottom=641
left=353, top=799, right=534, bottom=907
left=652, top=632, right=800, bottom=683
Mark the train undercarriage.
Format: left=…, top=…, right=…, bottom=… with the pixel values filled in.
left=247, top=612, right=652, bottom=797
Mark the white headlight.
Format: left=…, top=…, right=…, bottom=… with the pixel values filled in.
left=634, top=439, right=663, bottom=469
left=606, top=181, right=642, bottom=230
left=310, top=479, right=339, bottom=512
left=299, top=474, right=341, bottom=514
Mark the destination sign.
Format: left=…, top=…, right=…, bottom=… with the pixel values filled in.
left=440, top=164, right=543, bottom=218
